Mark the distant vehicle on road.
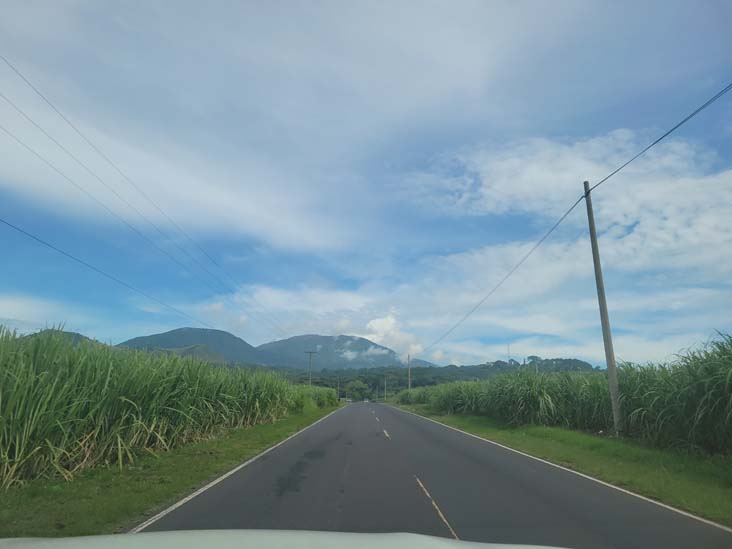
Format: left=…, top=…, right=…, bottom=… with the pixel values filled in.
left=363, top=398, right=369, bottom=402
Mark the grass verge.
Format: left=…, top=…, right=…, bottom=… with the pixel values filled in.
left=397, top=404, right=732, bottom=528
left=0, top=403, right=339, bottom=538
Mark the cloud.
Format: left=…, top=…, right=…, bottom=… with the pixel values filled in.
left=1, top=2, right=729, bottom=255
left=365, top=346, right=389, bottom=356
left=181, top=127, right=732, bottom=362
left=1, top=4, right=730, bottom=366
left=340, top=350, right=359, bottom=361
left=0, top=293, right=91, bottom=334
left=357, top=313, right=423, bottom=361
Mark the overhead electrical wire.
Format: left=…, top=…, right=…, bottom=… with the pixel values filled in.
left=0, top=215, right=215, bottom=329
left=420, top=196, right=585, bottom=355
left=2, top=52, right=729, bottom=351
left=0, top=54, right=291, bottom=335
left=420, top=78, right=732, bottom=356
left=0, top=122, right=285, bottom=339
left=0, top=55, right=287, bottom=336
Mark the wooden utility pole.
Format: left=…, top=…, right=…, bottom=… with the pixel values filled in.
left=583, top=181, right=622, bottom=434
left=305, top=351, right=317, bottom=386
left=407, top=354, right=411, bottom=391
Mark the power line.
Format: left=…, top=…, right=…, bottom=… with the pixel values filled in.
left=420, top=78, right=732, bottom=357
left=590, top=80, right=732, bottom=193
left=421, top=195, right=585, bottom=355
left=0, top=90, right=247, bottom=300
left=0, top=215, right=215, bottom=329
left=0, top=54, right=291, bottom=335
left=0, top=122, right=285, bottom=339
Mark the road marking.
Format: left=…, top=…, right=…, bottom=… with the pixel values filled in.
left=383, top=429, right=390, bottom=439
left=415, top=475, right=459, bottom=540
left=130, top=406, right=345, bottom=533
left=375, top=416, right=380, bottom=422
left=392, top=406, right=732, bottom=535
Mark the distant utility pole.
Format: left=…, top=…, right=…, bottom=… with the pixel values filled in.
left=305, top=351, right=317, bottom=386
left=584, top=181, right=622, bottom=435
left=336, top=376, right=340, bottom=400
left=507, top=343, right=511, bottom=363
left=407, top=354, right=411, bottom=391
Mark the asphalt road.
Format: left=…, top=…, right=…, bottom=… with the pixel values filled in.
left=142, top=403, right=732, bottom=548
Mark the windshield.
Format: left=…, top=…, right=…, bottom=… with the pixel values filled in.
left=1, top=3, right=731, bottom=549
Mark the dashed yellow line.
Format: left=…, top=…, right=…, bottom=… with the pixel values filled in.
left=383, top=429, right=390, bottom=439
left=415, top=475, right=459, bottom=540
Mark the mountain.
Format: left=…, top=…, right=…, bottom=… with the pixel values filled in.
left=115, top=328, right=429, bottom=369
left=256, top=334, right=427, bottom=369
left=117, top=327, right=261, bottom=364
left=25, top=329, right=95, bottom=346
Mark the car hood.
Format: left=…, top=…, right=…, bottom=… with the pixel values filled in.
left=0, top=530, right=567, bottom=549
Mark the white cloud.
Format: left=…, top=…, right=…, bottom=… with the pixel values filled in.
left=1, top=2, right=728, bottom=254
left=0, top=294, right=91, bottom=334
left=356, top=313, right=423, bottom=361
left=212, top=133, right=731, bottom=363
left=365, top=346, right=389, bottom=356
left=340, top=350, right=359, bottom=361
left=1, top=4, right=730, bottom=365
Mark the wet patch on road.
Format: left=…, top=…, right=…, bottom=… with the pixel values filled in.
left=275, top=459, right=308, bottom=496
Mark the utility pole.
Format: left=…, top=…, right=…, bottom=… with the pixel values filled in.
left=336, top=376, right=340, bottom=401
left=407, top=354, right=411, bottom=391
left=584, top=181, right=622, bottom=434
left=507, top=343, right=511, bottom=363
left=305, top=351, right=317, bottom=386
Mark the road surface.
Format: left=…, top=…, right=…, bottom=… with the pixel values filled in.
left=142, top=403, right=732, bottom=548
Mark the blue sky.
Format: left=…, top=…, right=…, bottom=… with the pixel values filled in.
left=1, top=1, right=731, bottom=365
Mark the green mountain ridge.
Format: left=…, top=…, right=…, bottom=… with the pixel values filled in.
left=24, top=329, right=96, bottom=346
left=117, top=328, right=432, bottom=369
left=40, top=327, right=595, bottom=372
left=257, top=334, right=435, bottom=369
left=117, top=328, right=261, bottom=364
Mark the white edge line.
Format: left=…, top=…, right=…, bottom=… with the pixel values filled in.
left=130, top=406, right=345, bottom=533
left=389, top=405, right=732, bottom=535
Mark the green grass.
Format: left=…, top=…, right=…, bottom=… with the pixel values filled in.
left=0, top=402, right=338, bottom=537
left=399, top=404, right=732, bottom=527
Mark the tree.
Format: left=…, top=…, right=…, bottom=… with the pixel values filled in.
left=345, top=379, right=370, bottom=401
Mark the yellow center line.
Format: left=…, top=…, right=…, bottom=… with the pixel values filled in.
left=414, top=475, right=459, bottom=540
left=383, top=429, right=390, bottom=439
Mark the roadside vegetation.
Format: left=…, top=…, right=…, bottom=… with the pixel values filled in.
left=278, top=356, right=596, bottom=401
left=396, top=334, right=732, bottom=454
left=0, top=403, right=336, bottom=537
left=0, top=327, right=336, bottom=489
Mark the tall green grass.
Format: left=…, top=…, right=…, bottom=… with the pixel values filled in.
left=0, top=328, right=336, bottom=488
left=397, top=335, right=732, bottom=453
